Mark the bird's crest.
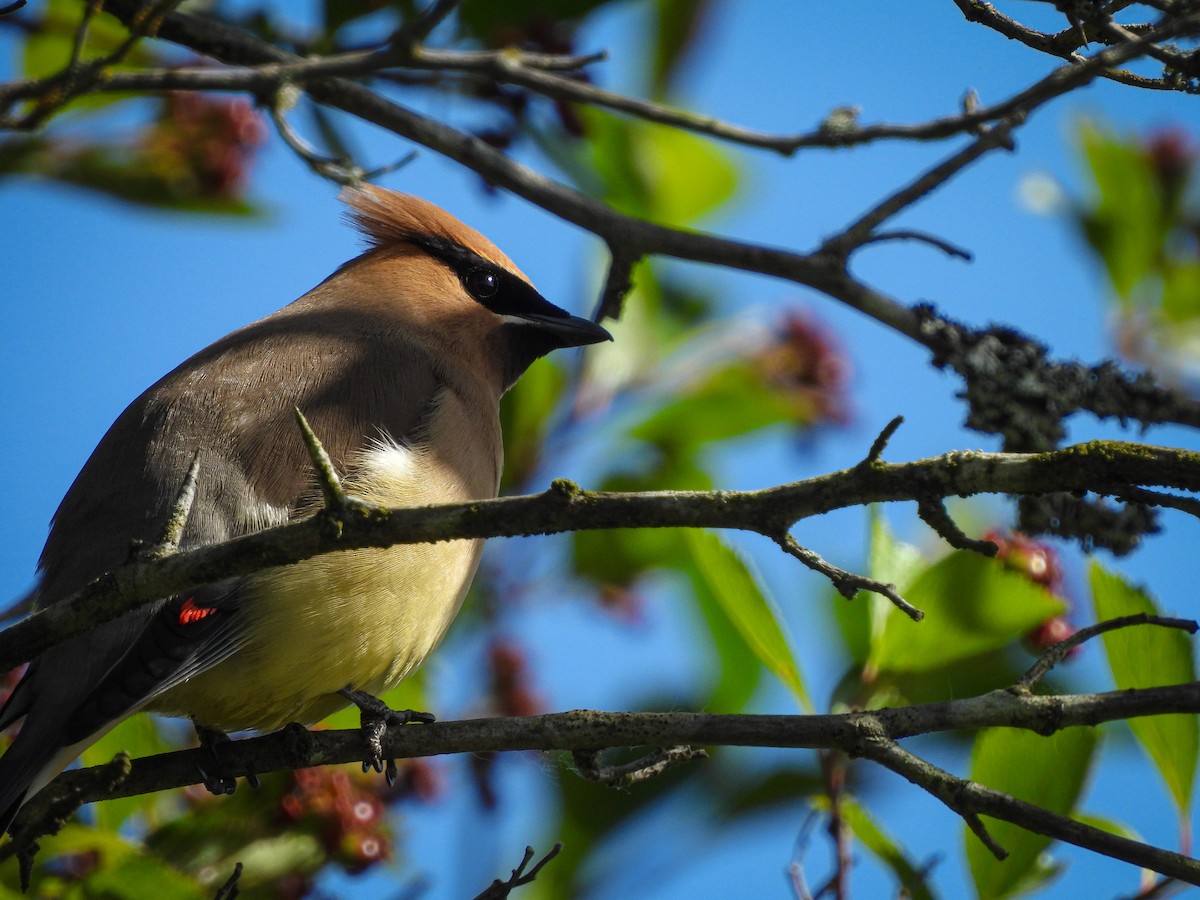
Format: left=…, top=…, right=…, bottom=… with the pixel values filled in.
left=341, top=185, right=526, bottom=280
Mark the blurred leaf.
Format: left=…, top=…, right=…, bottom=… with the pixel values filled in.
left=868, top=551, right=1065, bottom=675
left=74, top=852, right=207, bottom=899
left=967, top=726, right=1097, bottom=899
left=685, top=534, right=764, bottom=714
left=323, top=0, right=398, bottom=34
left=546, top=741, right=705, bottom=896
left=1073, top=812, right=1143, bottom=844
left=1090, top=561, right=1197, bottom=815
left=501, top=355, right=567, bottom=489
left=649, top=0, right=716, bottom=97
left=1077, top=120, right=1165, bottom=303
left=13, top=822, right=205, bottom=899
left=633, top=362, right=801, bottom=447
left=685, top=530, right=810, bottom=711
left=0, top=137, right=48, bottom=176
left=716, top=767, right=823, bottom=819
left=22, top=0, right=156, bottom=116
left=578, top=262, right=717, bottom=414
left=51, top=146, right=261, bottom=214
left=840, top=796, right=936, bottom=900
left=459, top=0, right=611, bottom=39
left=563, top=108, right=737, bottom=224
left=1161, top=261, right=1200, bottom=323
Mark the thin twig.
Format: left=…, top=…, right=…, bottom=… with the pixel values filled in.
left=473, top=843, right=563, bottom=900
left=592, top=244, right=641, bottom=323
left=145, top=452, right=201, bottom=559
left=9, top=696, right=1200, bottom=881
left=7, top=752, right=132, bottom=885
left=392, top=0, right=459, bottom=49
left=1108, top=484, right=1200, bottom=520
left=954, top=0, right=1180, bottom=89
left=856, top=230, right=974, bottom=261
left=293, top=407, right=346, bottom=508
left=917, top=497, right=998, bottom=556
left=213, top=862, right=243, bottom=900
left=67, top=0, right=103, bottom=70
left=822, top=119, right=1019, bottom=257
left=776, top=534, right=924, bottom=621
left=862, top=416, right=904, bottom=465
left=270, top=88, right=366, bottom=186
left=1018, top=613, right=1198, bottom=689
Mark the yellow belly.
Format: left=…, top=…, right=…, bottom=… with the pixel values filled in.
left=150, top=385, right=501, bottom=732
left=150, top=536, right=482, bottom=731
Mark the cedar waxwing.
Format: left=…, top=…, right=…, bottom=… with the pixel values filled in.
left=0, top=186, right=611, bottom=832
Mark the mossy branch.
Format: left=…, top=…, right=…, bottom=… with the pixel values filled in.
left=4, top=438, right=1199, bottom=673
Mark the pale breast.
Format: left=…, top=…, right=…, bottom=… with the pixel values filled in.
left=151, top=386, right=502, bottom=732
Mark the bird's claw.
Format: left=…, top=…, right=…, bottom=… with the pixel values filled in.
left=195, top=762, right=238, bottom=796
left=194, top=723, right=255, bottom=795
left=339, top=688, right=434, bottom=781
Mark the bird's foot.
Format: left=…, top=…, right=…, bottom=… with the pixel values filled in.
left=194, top=724, right=259, bottom=794
left=338, top=688, right=435, bottom=783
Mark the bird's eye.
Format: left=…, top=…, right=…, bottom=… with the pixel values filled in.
left=464, top=268, right=499, bottom=301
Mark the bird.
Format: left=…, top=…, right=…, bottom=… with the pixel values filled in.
left=0, top=185, right=611, bottom=833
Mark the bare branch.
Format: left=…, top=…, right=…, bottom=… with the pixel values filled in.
left=776, top=534, right=923, bottom=621
left=473, top=843, right=563, bottom=900
left=862, top=415, right=905, bottom=464
left=1019, top=613, right=1199, bottom=689
left=917, top=497, right=999, bottom=556
left=854, top=730, right=1200, bottom=884
left=144, top=451, right=201, bottom=559
left=821, top=120, right=1018, bottom=258
left=8, top=684, right=1200, bottom=880
left=855, top=229, right=974, bottom=261
left=7, top=439, right=1200, bottom=672
left=293, top=407, right=347, bottom=508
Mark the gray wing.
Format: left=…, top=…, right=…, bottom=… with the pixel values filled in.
left=0, top=305, right=442, bottom=828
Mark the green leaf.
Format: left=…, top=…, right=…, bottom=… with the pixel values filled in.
left=684, top=530, right=810, bottom=711
left=459, top=0, right=611, bottom=39
left=1073, top=812, right=1142, bottom=844
left=686, top=535, right=764, bottom=714
left=1161, top=261, right=1200, bottom=323
left=21, top=0, right=156, bottom=117
left=649, top=0, right=716, bottom=96
left=14, top=823, right=205, bottom=899
left=1076, top=120, right=1166, bottom=304
left=568, top=108, right=737, bottom=225
left=633, top=362, right=803, bottom=447
left=840, top=796, right=936, bottom=900
left=967, top=726, right=1098, bottom=900
left=501, top=354, right=567, bottom=488
left=1090, top=561, right=1198, bottom=815
left=868, top=551, right=1065, bottom=675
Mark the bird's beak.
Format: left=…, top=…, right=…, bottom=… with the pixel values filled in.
left=507, top=312, right=613, bottom=348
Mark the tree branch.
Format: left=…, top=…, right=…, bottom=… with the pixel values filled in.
left=6, top=439, right=1200, bottom=672
left=10, top=681, right=1200, bottom=880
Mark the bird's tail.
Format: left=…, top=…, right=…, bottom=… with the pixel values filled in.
left=0, top=720, right=82, bottom=836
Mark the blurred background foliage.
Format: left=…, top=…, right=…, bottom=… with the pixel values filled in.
left=1, top=0, right=1199, bottom=898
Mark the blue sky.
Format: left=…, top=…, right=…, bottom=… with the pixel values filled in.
left=2, top=2, right=1198, bottom=897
